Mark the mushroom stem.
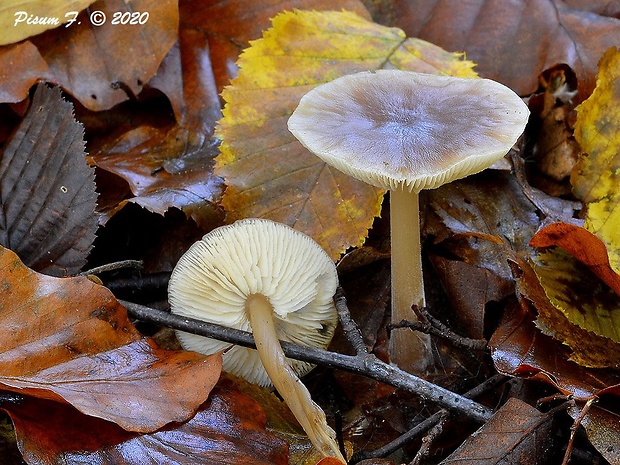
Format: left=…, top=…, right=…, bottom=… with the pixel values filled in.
left=246, top=293, right=345, bottom=462
left=389, top=188, right=433, bottom=373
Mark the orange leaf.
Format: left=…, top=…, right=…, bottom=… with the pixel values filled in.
left=530, top=222, right=620, bottom=296
left=0, top=245, right=221, bottom=432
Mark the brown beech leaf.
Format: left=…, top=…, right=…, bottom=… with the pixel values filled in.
left=29, top=0, right=178, bottom=111
left=0, top=83, right=97, bottom=277
left=489, top=296, right=620, bottom=400
left=90, top=125, right=224, bottom=229
left=0, top=245, right=221, bottom=432
left=440, top=398, right=555, bottom=464
left=7, top=383, right=288, bottom=465
left=426, top=171, right=540, bottom=281
left=0, top=41, right=51, bottom=103
left=391, top=0, right=620, bottom=101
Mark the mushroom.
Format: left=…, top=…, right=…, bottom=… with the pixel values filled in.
left=288, top=70, right=529, bottom=373
left=168, top=218, right=344, bottom=461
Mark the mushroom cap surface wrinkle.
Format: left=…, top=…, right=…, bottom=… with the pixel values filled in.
left=288, top=70, right=530, bottom=193
left=168, top=218, right=339, bottom=387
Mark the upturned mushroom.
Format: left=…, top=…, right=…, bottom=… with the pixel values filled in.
left=168, top=218, right=344, bottom=461
left=288, top=70, right=529, bottom=373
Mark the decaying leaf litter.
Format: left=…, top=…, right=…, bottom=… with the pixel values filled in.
left=1, top=0, right=620, bottom=464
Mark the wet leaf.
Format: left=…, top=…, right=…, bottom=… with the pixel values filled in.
left=0, top=245, right=221, bottom=432
left=571, top=46, right=620, bottom=274
left=490, top=286, right=620, bottom=399
left=440, top=398, right=554, bottom=464
left=90, top=125, right=224, bottom=229
left=29, top=0, right=178, bottom=111
left=0, top=1, right=94, bottom=46
left=7, top=383, right=288, bottom=465
left=0, top=84, right=97, bottom=277
left=391, top=0, right=620, bottom=101
left=216, top=9, right=477, bottom=259
left=426, top=171, right=540, bottom=281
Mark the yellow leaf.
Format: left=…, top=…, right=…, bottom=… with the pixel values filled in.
left=0, top=0, right=95, bottom=46
left=533, top=248, right=620, bottom=368
left=215, top=10, right=477, bottom=259
left=571, top=46, right=620, bottom=274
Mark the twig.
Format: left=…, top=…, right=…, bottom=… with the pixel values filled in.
left=409, top=410, right=449, bottom=465
left=349, top=374, right=508, bottom=463
left=334, top=287, right=368, bottom=356
left=389, top=306, right=488, bottom=351
left=562, top=396, right=597, bottom=465
left=80, top=260, right=143, bottom=276
left=121, top=299, right=494, bottom=424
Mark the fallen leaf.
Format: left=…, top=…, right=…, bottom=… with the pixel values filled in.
left=216, top=9, right=477, bottom=259
left=29, top=0, right=178, bottom=111
left=391, top=0, right=620, bottom=101
left=0, top=245, right=221, bottom=432
left=0, top=83, right=97, bottom=277
left=8, top=383, right=288, bottom=465
left=0, top=1, right=94, bottom=46
left=0, top=41, right=51, bottom=103
left=571, top=46, right=620, bottom=274
left=568, top=402, right=620, bottom=465
left=177, top=0, right=371, bottom=95
left=90, top=125, right=224, bottom=229
left=439, top=398, right=555, bottom=464
left=531, top=247, right=620, bottom=368
left=489, top=294, right=620, bottom=400
left=426, top=171, right=540, bottom=281
left=530, top=222, right=620, bottom=296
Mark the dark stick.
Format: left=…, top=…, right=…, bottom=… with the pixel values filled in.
left=121, top=300, right=493, bottom=423
left=349, top=373, right=508, bottom=463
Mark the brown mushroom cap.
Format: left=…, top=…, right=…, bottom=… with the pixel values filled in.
left=288, top=70, right=530, bottom=193
left=168, top=218, right=339, bottom=387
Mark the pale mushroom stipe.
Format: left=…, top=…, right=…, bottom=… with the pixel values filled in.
left=288, top=70, right=530, bottom=373
left=168, top=218, right=345, bottom=462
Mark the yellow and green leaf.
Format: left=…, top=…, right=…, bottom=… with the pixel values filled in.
left=215, top=9, right=477, bottom=259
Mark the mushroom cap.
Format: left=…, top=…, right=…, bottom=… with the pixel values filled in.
left=288, top=70, right=530, bottom=193
left=168, top=218, right=339, bottom=387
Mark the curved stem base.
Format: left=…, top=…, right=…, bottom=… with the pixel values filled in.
left=246, top=294, right=345, bottom=462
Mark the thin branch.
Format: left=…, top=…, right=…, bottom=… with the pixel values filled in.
left=121, top=299, right=493, bottom=424
left=349, top=374, right=508, bottom=463
left=389, top=305, right=488, bottom=351
left=80, top=260, right=143, bottom=276
left=334, top=287, right=368, bottom=356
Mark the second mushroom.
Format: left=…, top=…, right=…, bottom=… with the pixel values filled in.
left=288, top=70, right=530, bottom=373
left=168, top=218, right=345, bottom=462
